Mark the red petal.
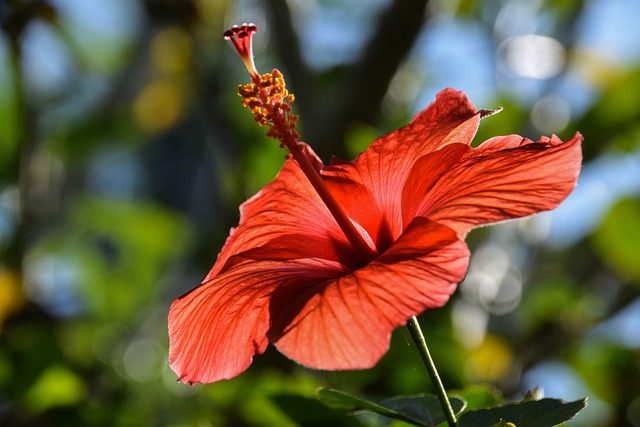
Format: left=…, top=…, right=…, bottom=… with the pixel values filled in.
left=168, top=257, right=347, bottom=384
left=269, top=218, right=469, bottom=370
left=322, top=89, right=479, bottom=250
left=205, top=147, right=357, bottom=281
left=401, top=143, right=470, bottom=226
left=411, top=133, right=583, bottom=236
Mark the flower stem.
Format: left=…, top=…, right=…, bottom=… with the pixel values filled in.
left=406, top=316, right=457, bottom=427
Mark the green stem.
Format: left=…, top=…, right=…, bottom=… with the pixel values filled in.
left=406, top=316, right=457, bottom=427
left=7, top=29, right=32, bottom=271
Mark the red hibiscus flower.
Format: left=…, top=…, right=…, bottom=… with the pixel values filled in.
left=168, top=24, right=582, bottom=385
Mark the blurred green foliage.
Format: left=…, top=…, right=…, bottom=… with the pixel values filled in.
left=1, top=0, right=640, bottom=426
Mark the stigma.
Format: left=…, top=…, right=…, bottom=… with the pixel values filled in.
left=223, top=23, right=259, bottom=80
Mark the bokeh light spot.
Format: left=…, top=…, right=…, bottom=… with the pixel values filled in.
left=499, top=35, right=566, bottom=79
left=0, top=267, right=25, bottom=330
left=460, top=243, right=522, bottom=315
left=628, top=396, right=640, bottom=426
left=453, top=300, right=489, bottom=349
left=465, top=335, right=514, bottom=382
left=531, top=95, right=571, bottom=134
left=133, top=80, right=183, bottom=133
left=151, top=27, right=193, bottom=74
left=123, top=338, right=163, bottom=383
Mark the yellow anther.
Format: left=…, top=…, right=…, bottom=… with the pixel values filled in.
left=236, top=69, right=299, bottom=147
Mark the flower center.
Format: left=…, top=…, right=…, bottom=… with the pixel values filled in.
left=224, top=24, right=378, bottom=264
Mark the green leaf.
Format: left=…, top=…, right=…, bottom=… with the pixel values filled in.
left=458, top=398, right=587, bottom=427
left=271, top=394, right=364, bottom=427
left=453, top=384, right=502, bottom=412
left=317, top=387, right=466, bottom=427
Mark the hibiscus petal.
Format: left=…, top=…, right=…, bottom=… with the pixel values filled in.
left=204, top=148, right=355, bottom=281
left=322, top=89, right=480, bottom=248
left=269, top=218, right=469, bottom=370
left=412, top=133, right=583, bottom=236
left=401, top=143, right=470, bottom=226
left=223, top=233, right=358, bottom=271
left=168, top=257, right=347, bottom=384
left=168, top=269, right=271, bottom=384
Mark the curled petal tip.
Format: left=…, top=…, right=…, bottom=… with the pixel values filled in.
left=478, top=107, right=503, bottom=119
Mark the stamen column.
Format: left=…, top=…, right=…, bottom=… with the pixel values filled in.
left=224, top=24, right=378, bottom=263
